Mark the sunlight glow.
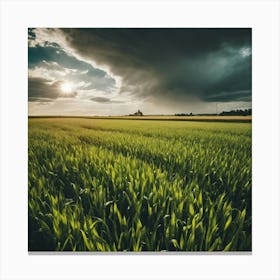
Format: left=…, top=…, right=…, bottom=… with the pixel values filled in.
left=61, top=82, right=73, bottom=94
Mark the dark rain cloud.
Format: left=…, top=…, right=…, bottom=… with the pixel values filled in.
left=61, top=28, right=251, bottom=104
left=90, top=96, right=123, bottom=104
left=28, top=76, right=77, bottom=102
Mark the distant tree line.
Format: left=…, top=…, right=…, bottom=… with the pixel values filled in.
left=175, top=109, right=252, bottom=117
left=175, top=112, right=193, bottom=116
left=219, top=109, right=252, bottom=116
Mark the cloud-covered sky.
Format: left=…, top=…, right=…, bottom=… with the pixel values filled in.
left=28, top=28, right=251, bottom=115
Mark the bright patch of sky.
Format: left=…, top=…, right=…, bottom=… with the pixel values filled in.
left=28, top=29, right=126, bottom=115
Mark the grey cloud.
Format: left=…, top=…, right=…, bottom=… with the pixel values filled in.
left=90, top=96, right=123, bottom=104
left=204, top=90, right=252, bottom=102
left=28, top=76, right=77, bottom=102
left=60, top=28, right=251, bottom=104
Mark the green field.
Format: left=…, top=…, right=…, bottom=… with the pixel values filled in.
left=28, top=118, right=252, bottom=251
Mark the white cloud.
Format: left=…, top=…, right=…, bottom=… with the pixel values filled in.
left=29, top=28, right=123, bottom=95
left=28, top=61, right=69, bottom=81
left=29, top=28, right=70, bottom=51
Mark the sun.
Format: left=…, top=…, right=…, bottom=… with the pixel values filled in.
left=61, top=82, right=73, bottom=94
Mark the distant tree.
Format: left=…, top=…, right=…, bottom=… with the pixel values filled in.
left=174, top=112, right=193, bottom=116
left=174, top=109, right=252, bottom=117
left=219, top=109, right=252, bottom=116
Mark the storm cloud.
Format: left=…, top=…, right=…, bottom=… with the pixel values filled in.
left=28, top=28, right=251, bottom=115
left=60, top=28, right=251, bottom=104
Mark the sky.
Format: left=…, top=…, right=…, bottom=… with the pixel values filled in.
left=28, top=28, right=252, bottom=116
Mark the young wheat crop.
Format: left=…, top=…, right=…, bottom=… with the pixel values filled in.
left=28, top=118, right=251, bottom=251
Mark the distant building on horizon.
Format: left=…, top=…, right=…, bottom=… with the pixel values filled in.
left=129, top=109, right=144, bottom=116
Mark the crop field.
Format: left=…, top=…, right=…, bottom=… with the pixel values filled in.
left=28, top=118, right=252, bottom=252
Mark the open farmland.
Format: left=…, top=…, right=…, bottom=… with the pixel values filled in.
left=28, top=117, right=252, bottom=252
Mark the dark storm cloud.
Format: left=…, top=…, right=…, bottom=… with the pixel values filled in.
left=90, top=97, right=123, bottom=104
left=205, top=90, right=252, bottom=102
left=61, top=28, right=251, bottom=103
left=28, top=76, right=77, bottom=102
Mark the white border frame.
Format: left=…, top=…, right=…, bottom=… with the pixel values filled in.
left=1, top=0, right=279, bottom=279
